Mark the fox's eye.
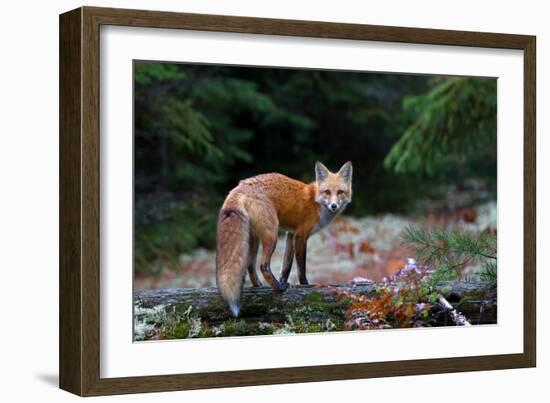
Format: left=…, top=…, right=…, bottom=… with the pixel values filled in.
left=323, top=190, right=331, bottom=196
left=337, top=190, right=344, bottom=195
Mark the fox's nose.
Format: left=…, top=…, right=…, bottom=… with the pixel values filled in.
left=330, top=203, right=338, bottom=210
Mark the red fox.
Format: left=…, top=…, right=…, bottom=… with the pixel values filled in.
left=216, top=161, right=353, bottom=316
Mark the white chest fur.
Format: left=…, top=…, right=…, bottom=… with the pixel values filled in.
left=311, top=207, right=338, bottom=235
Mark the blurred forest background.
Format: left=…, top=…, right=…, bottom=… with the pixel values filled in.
left=134, top=61, right=497, bottom=289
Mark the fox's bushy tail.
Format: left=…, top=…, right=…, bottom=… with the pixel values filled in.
left=215, top=206, right=250, bottom=317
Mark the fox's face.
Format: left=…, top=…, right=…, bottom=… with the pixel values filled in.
left=314, top=161, right=353, bottom=213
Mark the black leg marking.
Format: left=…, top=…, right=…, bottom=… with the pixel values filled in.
left=279, top=232, right=295, bottom=285
left=295, top=235, right=309, bottom=285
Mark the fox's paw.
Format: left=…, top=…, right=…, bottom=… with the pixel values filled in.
left=278, top=280, right=290, bottom=292
left=298, top=277, right=310, bottom=286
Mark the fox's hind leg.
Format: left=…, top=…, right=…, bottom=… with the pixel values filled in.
left=279, top=232, right=295, bottom=286
left=252, top=207, right=288, bottom=292
left=259, top=236, right=288, bottom=292
left=246, top=235, right=262, bottom=287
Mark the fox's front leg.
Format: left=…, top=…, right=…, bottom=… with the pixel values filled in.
left=279, top=232, right=295, bottom=285
left=294, top=235, right=309, bottom=285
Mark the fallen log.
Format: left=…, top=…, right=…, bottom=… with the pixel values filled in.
left=134, top=281, right=496, bottom=339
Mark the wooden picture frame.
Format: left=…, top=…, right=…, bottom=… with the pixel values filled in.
left=59, top=6, right=536, bottom=396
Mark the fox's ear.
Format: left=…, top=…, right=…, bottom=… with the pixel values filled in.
left=315, top=161, right=330, bottom=182
left=338, top=161, right=353, bottom=181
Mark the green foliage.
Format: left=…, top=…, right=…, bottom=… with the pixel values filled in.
left=134, top=63, right=258, bottom=192
left=384, top=77, right=497, bottom=177
left=134, top=61, right=497, bottom=276
left=134, top=194, right=219, bottom=275
left=402, top=225, right=497, bottom=283
left=479, top=260, right=497, bottom=283
left=134, top=62, right=186, bottom=84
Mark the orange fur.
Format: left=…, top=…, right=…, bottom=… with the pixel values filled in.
left=216, top=162, right=353, bottom=316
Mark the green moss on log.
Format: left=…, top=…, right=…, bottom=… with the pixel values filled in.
left=134, top=281, right=496, bottom=340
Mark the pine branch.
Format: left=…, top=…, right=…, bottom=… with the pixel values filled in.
left=402, top=226, right=496, bottom=261
left=401, top=225, right=497, bottom=282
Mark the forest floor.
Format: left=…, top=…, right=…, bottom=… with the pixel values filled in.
left=134, top=200, right=496, bottom=291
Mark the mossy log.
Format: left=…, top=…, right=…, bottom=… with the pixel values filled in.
left=134, top=281, right=497, bottom=334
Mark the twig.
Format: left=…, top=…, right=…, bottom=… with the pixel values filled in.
left=478, top=252, right=497, bottom=260
left=438, top=294, right=471, bottom=326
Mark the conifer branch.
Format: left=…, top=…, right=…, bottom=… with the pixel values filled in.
left=401, top=225, right=497, bottom=282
